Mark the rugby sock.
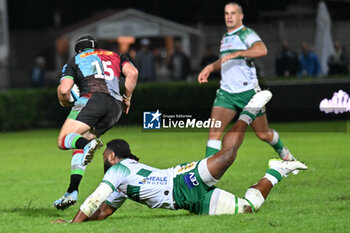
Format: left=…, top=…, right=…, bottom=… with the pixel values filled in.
left=268, top=130, right=287, bottom=159
left=264, top=168, right=282, bottom=186
left=62, top=133, right=89, bottom=149
left=67, top=175, right=83, bottom=193
left=67, top=150, right=86, bottom=193
left=205, top=139, right=221, bottom=158
left=75, top=137, right=90, bottom=149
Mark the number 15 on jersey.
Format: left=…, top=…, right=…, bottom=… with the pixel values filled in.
left=92, top=60, right=115, bottom=81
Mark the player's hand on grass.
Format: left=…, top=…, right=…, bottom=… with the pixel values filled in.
left=198, top=66, right=211, bottom=84
left=221, top=51, right=242, bottom=64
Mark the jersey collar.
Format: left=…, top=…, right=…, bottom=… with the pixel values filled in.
left=225, top=25, right=245, bottom=36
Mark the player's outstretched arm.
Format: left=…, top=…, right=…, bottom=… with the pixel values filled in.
left=198, top=58, right=222, bottom=84
left=221, top=42, right=268, bottom=63
left=53, top=204, right=115, bottom=224
left=71, top=182, right=113, bottom=223
left=57, top=78, right=74, bottom=107
left=71, top=203, right=116, bottom=223
left=88, top=202, right=117, bottom=221
left=122, top=63, right=138, bottom=114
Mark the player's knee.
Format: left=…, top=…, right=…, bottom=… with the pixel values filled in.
left=57, top=137, right=65, bottom=150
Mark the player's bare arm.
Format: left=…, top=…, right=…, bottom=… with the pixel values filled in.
left=71, top=182, right=114, bottom=223
left=88, top=202, right=116, bottom=221
left=198, top=58, right=222, bottom=84
left=122, top=63, right=138, bottom=114
left=71, top=204, right=115, bottom=223
left=57, top=78, right=74, bottom=107
left=221, top=41, right=268, bottom=63
left=54, top=197, right=116, bottom=223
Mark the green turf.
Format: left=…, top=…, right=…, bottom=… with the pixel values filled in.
left=0, top=121, right=349, bottom=233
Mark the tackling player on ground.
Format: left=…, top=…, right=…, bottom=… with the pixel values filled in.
left=54, top=36, right=138, bottom=210
left=198, top=2, right=296, bottom=161
left=54, top=90, right=307, bottom=223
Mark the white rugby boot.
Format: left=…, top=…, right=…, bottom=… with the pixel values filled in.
left=268, top=158, right=307, bottom=177
left=82, top=138, right=103, bottom=165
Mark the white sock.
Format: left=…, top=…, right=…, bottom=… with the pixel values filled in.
left=207, top=139, right=221, bottom=150
left=268, top=130, right=279, bottom=145
left=264, top=173, right=279, bottom=186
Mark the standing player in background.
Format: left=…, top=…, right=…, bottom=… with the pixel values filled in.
left=54, top=36, right=138, bottom=210
left=198, top=2, right=296, bottom=161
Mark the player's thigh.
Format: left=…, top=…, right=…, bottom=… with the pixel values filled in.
left=209, top=106, right=236, bottom=139
left=250, top=114, right=273, bottom=141
left=94, top=100, right=123, bottom=137
left=58, top=119, right=91, bottom=145
left=58, top=94, right=103, bottom=143
left=173, top=160, right=216, bottom=214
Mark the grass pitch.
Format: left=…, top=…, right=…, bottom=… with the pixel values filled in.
left=0, top=121, right=349, bottom=233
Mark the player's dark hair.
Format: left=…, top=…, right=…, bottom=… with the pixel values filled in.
left=74, top=35, right=98, bottom=53
left=106, top=139, right=140, bottom=161
left=225, top=2, right=243, bottom=13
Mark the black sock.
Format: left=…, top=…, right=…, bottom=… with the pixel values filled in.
left=67, top=174, right=83, bottom=193
left=75, top=137, right=90, bottom=149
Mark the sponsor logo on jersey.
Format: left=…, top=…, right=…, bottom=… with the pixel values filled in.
left=184, top=172, right=199, bottom=189
left=80, top=50, right=114, bottom=58
left=139, top=176, right=168, bottom=185
left=143, top=110, right=161, bottom=129
left=175, top=162, right=197, bottom=175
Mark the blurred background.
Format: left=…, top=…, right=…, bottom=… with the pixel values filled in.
left=0, top=0, right=349, bottom=130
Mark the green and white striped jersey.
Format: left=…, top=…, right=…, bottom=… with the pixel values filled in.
left=103, top=158, right=176, bottom=210
left=220, top=25, right=262, bottom=93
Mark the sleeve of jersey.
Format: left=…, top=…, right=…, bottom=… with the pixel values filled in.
left=105, top=190, right=127, bottom=209
left=244, top=28, right=262, bottom=48
left=102, top=164, right=130, bottom=192
left=119, top=54, right=134, bottom=70
left=60, top=59, right=75, bottom=83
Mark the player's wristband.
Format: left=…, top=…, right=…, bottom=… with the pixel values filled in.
left=123, top=94, right=132, bottom=101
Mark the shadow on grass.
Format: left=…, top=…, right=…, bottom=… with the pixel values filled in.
left=107, top=212, right=193, bottom=221
left=3, top=207, right=64, bottom=217
left=3, top=206, right=193, bottom=220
